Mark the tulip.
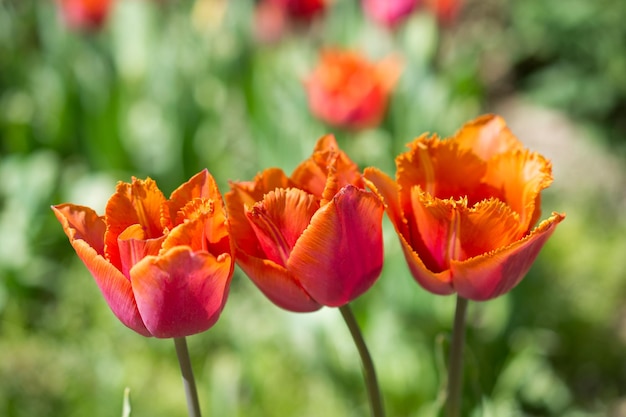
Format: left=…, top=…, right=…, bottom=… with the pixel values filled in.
left=226, top=134, right=385, bottom=312
left=254, top=0, right=326, bottom=42
left=425, top=0, right=463, bottom=26
left=52, top=169, right=234, bottom=338
left=56, top=0, right=114, bottom=31
left=364, top=114, right=565, bottom=301
left=362, top=0, right=420, bottom=28
left=305, top=49, right=402, bottom=130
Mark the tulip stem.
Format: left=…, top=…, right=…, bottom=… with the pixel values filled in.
left=339, top=304, right=385, bottom=417
left=174, top=337, right=202, bottom=417
left=445, top=296, right=469, bottom=417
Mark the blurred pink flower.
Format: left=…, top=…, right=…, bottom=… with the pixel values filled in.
left=57, top=0, right=113, bottom=31
left=362, top=0, right=419, bottom=28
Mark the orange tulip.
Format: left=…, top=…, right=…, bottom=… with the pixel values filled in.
left=305, top=49, right=402, bottom=130
left=52, top=170, right=234, bottom=338
left=57, top=0, right=113, bottom=31
left=364, top=115, right=565, bottom=301
left=226, top=135, right=385, bottom=312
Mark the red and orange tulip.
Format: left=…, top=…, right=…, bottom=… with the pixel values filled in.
left=52, top=170, right=234, bottom=338
left=305, top=49, right=402, bottom=130
left=364, top=115, right=565, bottom=301
left=56, top=0, right=114, bottom=31
left=226, top=135, right=385, bottom=312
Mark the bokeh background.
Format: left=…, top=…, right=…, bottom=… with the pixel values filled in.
left=2, top=0, right=626, bottom=416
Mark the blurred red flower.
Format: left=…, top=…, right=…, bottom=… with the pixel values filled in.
left=364, top=115, right=565, bottom=301
left=426, top=0, right=463, bottom=25
left=305, top=49, right=402, bottom=130
left=56, top=0, right=113, bottom=31
left=362, top=0, right=420, bottom=28
left=226, top=135, right=384, bottom=312
left=52, top=170, right=234, bottom=338
left=254, top=0, right=326, bottom=42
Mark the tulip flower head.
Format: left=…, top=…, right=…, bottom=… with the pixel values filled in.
left=305, top=49, right=402, bottom=130
left=226, top=135, right=385, bottom=312
left=426, top=0, right=463, bottom=26
left=57, top=0, right=114, bottom=31
left=52, top=170, right=234, bottom=338
left=254, top=0, right=326, bottom=42
left=364, top=115, right=565, bottom=301
left=362, top=0, right=420, bottom=28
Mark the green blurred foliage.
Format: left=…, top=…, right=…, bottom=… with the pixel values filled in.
left=1, top=0, right=625, bottom=416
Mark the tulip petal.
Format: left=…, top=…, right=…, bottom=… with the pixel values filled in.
left=398, top=135, right=499, bottom=207
left=52, top=203, right=106, bottom=255
left=457, top=198, right=524, bottom=258
left=164, top=169, right=224, bottom=228
left=236, top=250, right=322, bottom=312
left=162, top=208, right=220, bottom=253
left=452, top=114, right=524, bottom=160
left=226, top=169, right=292, bottom=258
left=288, top=185, right=384, bottom=307
left=291, top=134, right=364, bottom=199
left=396, top=231, right=455, bottom=295
left=130, top=246, right=233, bottom=338
left=117, top=224, right=165, bottom=278
left=104, top=178, right=166, bottom=270
left=452, top=212, right=565, bottom=301
left=363, top=167, right=407, bottom=236
left=246, top=188, right=319, bottom=267
left=485, top=150, right=553, bottom=233
left=52, top=204, right=150, bottom=336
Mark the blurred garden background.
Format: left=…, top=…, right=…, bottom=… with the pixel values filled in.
left=2, top=0, right=626, bottom=416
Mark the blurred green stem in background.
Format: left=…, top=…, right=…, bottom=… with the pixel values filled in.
left=339, top=304, right=385, bottom=417
left=445, top=296, right=468, bottom=417
left=174, top=337, right=202, bottom=417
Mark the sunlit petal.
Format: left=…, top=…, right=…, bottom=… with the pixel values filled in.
left=104, top=178, right=166, bottom=270
left=363, top=167, right=407, bottom=236
left=452, top=212, right=565, bottom=301
left=289, top=185, right=384, bottom=307
left=51, top=204, right=150, bottom=336
left=484, top=150, right=553, bottom=233
left=452, top=114, right=524, bottom=160
left=164, top=169, right=224, bottom=229
left=52, top=203, right=106, bottom=255
left=292, top=134, right=364, bottom=199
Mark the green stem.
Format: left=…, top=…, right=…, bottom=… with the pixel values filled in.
left=445, top=296, right=469, bottom=417
left=339, top=304, right=385, bottom=417
left=174, top=337, right=202, bottom=417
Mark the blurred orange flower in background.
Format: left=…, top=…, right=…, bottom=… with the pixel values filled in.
left=305, top=49, right=402, bottom=130
left=52, top=170, right=234, bottom=338
left=56, top=0, right=114, bottom=31
left=226, top=135, right=385, bottom=312
left=364, top=115, right=565, bottom=301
